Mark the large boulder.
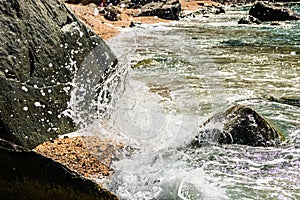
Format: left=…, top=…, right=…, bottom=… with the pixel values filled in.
left=249, top=2, right=300, bottom=21
left=138, top=0, right=181, bottom=20
left=0, top=0, right=117, bottom=148
left=193, top=105, right=283, bottom=147
left=0, top=138, right=118, bottom=199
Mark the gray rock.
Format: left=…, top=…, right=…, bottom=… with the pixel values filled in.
left=0, top=0, right=117, bottom=148
left=193, top=105, right=283, bottom=147
left=238, top=15, right=262, bottom=24
left=138, top=0, right=181, bottom=20
left=0, top=138, right=118, bottom=200
left=249, top=2, right=300, bottom=21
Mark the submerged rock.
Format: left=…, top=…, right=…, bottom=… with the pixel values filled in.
left=0, top=138, right=118, bottom=200
left=249, top=2, right=300, bottom=21
left=193, top=105, right=283, bottom=147
left=138, top=0, right=181, bottom=20
left=0, top=0, right=117, bottom=148
left=238, top=15, right=262, bottom=24
left=268, top=95, right=300, bottom=107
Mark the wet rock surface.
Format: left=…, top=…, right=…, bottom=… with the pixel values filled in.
left=138, top=0, right=181, bottom=20
left=0, top=0, right=117, bottom=148
left=238, top=15, right=262, bottom=24
left=268, top=95, right=300, bottom=107
left=0, top=138, right=118, bottom=200
left=193, top=105, right=284, bottom=147
left=249, top=2, right=300, bottom=21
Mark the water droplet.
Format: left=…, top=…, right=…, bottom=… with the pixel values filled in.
left=34, top=102, right=42, bottom=107
left=21, top=86, right=28, bottom=92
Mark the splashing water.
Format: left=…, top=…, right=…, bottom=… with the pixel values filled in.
left=67, top=4, right=300, bottom=200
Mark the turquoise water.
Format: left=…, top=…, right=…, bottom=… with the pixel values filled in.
left=92, top=4, right=300, bottom=200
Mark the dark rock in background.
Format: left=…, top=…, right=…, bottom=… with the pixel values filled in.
left=65, top=0, right=121, bottom=6
left=65, top=0, right=83, bottom=4
left=0, top=0, right=117, bottom=148
left=238, top=15, right=262, bottom=24
left=138, top=0, right=181, bottom=20
left=0, top=138, right=118, bottom=200
left=214, top=6, right=225, bottom=15
left=249, top=2, right=300, bottom=21
left=104, top=6, right=122, bottom=21
left=193, top=105, right=283, bottom=147
left=268, top=95, right=300, bottom=107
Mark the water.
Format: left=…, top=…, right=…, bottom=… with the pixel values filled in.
left=72, top=4, right=300, bottom=200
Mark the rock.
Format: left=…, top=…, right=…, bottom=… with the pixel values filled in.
left=129, top=0, right=162, bottom=7
left=0, top=0, right=117, bottom=148
left=249, top=2, right=300, bottom=21
left=65, top=0, right=83, bottom=4
left=66, top=0, right=120, bottom=6
left=0, top=138, right=118, bottom=200
left=268, top=95, right=300, bottom=107
left=215, top=6, right=225, bottom=15
left=238, top=15, right=262, bottom=24
left=129, top=21, right=143, bottom=27
left=35, top=136, right=125, bottom=179
left=65, top=0, right=100, bottom=5
left=138, top=0, right=181, bottom=20
left=270, top=21, right=281, bottom=26
left=81, top=0, right=101, bottom=5
left=104, top=6, right=121, bottom=21
left=193, top=105, right=283, bottom=147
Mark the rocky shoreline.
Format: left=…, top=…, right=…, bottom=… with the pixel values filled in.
left=65, top=0, right=224, bottom=40
left=1, top=0, right=299, bottom=199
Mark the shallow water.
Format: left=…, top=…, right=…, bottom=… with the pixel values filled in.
left=73, top=4, right=300, bottom=200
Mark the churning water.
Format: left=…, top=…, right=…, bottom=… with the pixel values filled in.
left=71, top=4, right=300, bottom=200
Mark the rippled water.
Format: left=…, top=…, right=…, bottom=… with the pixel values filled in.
left=79, top=4, right=300, bottom=200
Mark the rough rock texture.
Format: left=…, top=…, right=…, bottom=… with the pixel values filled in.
left=138, top=0, right=181, bottom=20
left=35, top=136, right=124, bottom=179
left=0, top=0, right=117, bottom=148
left=249, top=2, right=300, bottom=21
left=238, top=15, right=262, bottom=24
left=193, top=105, right=283, bottom=147
left=0, top=138, right=118, bottom=200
